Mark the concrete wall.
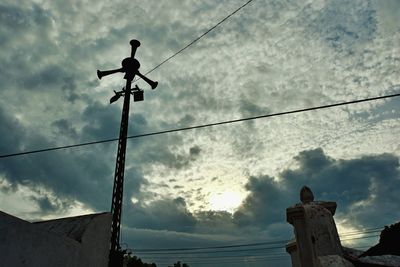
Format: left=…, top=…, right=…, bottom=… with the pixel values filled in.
left=285, top=187, right=354, bottom=267
left=0, top=211, right=112, bottom=267
left=286, top=239, right=301, bottom=267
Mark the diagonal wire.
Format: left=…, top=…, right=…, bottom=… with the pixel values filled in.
left=0, top=92, right=399, bottom=159
left=136, top=0, right=256, bottom=81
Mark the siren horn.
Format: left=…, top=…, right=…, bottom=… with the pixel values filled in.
left=97, top=68, right=124, bottom=80
left=136, top=71, right=158, bottom=89
left=130, top=39, right=141, bottom=58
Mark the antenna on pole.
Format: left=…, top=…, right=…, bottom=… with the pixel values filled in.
left=97, top=39, right=158, bottom=267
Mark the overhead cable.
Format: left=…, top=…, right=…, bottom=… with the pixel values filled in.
left=136, top=0, right=255, bottom=80
left=1, top=93, right=399, bottom=159
left=134, top=233, right=380, bottom=255
left=133, top=227, right=382, bottom=252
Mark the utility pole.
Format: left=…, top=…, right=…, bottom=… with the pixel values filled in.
left=97, top=39, right=158, bottom=267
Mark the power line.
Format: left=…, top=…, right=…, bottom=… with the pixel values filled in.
left=141, top=252, right=288, bottom=260
left=134, top=240, right=287, bottom=252
left=339, top=228, right=382, bottom=237
left=134, top=233, right=380, bottom=255
left=154, top=256, right=288, bottom=264
left=1, top=2, right=257, bottom=160
left=136, top=0, right=255, bottom=80
left=134, top=233, right=381, bottom=265
left=152, top=259, right=283, bottom=266
left=0, top=136, right=119, bottom=159
left=1, top=92, right=399, bottom=159
left=341, top=234, right=380, bottom=242
left=135, top=235, right=380, bottom=256
left=137, top=235, right=380, bottom=265
left=136, top=245, right=285, bottom=255
left=133, top=227, right=383, bottom=252
left=153, top=256, right=288, bottom=265
left=136, top=235, right=381, bottom=266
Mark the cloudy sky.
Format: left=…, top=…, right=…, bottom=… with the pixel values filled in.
left=0, top=0, right=399, bottom=266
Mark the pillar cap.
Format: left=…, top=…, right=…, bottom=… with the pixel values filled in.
left=300, top=185, right=314, bottom=204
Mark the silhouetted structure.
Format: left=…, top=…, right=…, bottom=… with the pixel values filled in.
left=0, top=211, right=111, bottom=267
left=286, top=187, right=400, bottom=267
left=97, top=39, right=158, bottom=267
left=360, top=222, right=400, bottom=258
left=286, top=186, right=354, bottom=267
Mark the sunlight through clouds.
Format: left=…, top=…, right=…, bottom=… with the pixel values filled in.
left=209, top=190, right=244, bottom=213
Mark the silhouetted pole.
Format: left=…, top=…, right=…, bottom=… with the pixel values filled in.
left=109, top=74, right=131, bottom=267
left=97, top=39, right=158, bottom=267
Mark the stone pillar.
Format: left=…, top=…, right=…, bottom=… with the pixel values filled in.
left=286, top=239, right=301, bottom=267
left=286, top=186, right=354, bottom=267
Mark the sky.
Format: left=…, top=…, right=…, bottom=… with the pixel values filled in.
left=0, top=0, right=399, bottom=266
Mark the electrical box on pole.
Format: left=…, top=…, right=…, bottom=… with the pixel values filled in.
left=97, top=39, right=158, bottom=267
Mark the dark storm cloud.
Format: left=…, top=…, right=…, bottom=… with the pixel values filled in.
left=0, top=105, right=114, bottom=213
left=0, top=3, right=52, bottom=36
left=122, top=226, right=235, bottom=252
left=81, top=101, right=121, bottom=140
left=0, top=0, right=197, bottom=217
left=93, top=146, right=399, bottom=267
left=124, top=167, right=149, bottom=196
left=80, top=101, right=150, bottom=146
left=122, top=148, right=399, bottom=241
left=195, top=210, right=237, bottom=234
left=233, top=174, right=289, bottom=228
left=0, top=0, right=102, bottom=137
left=21, top=65, right=67, bottom=90
left=0, top=1, right=161, bottom=214
left=0, top=148, right=113, bottom=212
left=123, top=196, right=238, bottom=235
left=0, top=3, right=63, bottom=90
left=0, top=106, right=25, bottom=154
left=124, top=197, right=196, bottom=232
left=233, top=148, right=400, bottom=230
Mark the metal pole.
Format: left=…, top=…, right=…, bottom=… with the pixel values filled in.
left=109, top=79, right=131, bottom=267
left=97, top=39, right=158, bottom=267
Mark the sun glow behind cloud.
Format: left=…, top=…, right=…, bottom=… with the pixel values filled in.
left=209, top=190, right=244, bottom=213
